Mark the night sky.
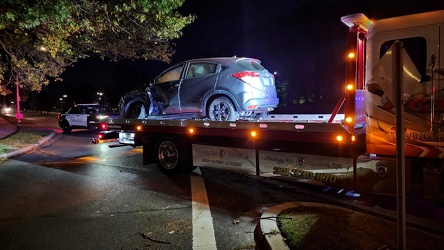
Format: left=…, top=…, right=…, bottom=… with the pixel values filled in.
left=41, top=0, right=444, bottom=110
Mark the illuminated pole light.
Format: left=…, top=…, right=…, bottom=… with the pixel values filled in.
left=97, top=92, right=104, bottom=105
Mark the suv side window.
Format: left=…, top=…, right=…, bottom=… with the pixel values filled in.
left=69, top=107, right=80, bottom=114
left=78, top=106, right=88, bottom=114
left=186, top=62, right=217, bottom=79
left=85, top=106, right=96, bottom=114
left=155, top=64, right=184, bottom=84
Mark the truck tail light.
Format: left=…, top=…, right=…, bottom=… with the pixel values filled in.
left=100, top=124, right=108, bottom=130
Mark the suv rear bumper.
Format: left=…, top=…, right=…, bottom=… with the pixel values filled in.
left=242, top=97, right=279, bottom=111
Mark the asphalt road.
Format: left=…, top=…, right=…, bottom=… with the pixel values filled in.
left=2, top=111, right=444, bottom=250
left=0, top=114, right=326, bottom=249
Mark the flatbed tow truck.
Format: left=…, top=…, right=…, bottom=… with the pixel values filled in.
left=94, top=10, right=444, bottom=202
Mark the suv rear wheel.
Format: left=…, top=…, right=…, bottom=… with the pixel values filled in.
left=60, top=119, right=72, bottom=133
left=208, top=96, right=237, bottom=121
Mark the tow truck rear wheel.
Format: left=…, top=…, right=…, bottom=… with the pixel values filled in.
left=155, top=136, right=192, bottom=175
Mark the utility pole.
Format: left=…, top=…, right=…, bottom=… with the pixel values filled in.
left=15, top=79, right=23, bottom=123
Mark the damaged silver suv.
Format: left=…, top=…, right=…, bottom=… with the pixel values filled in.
left=119, top=56, right=279, bottom=121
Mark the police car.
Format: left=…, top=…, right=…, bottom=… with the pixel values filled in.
left=58, top=104, right=119, bottom=133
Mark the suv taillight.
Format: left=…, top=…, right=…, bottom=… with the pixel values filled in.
left=232, top=71, right=260, bottom=83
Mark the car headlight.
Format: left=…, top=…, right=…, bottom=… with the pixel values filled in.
left=97, top=115, right=109, bottom=120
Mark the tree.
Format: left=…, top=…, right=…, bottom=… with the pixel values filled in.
left=0, top=0, right=195, bottom=95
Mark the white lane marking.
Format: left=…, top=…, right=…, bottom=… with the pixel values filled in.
left=191, top=168, right=217, bottom=249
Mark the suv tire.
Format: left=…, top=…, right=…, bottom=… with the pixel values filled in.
left=208, top=96, right=237, bottom=121
left=60, top=119, right=72, bottom=133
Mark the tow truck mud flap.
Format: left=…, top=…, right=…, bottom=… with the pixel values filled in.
left=355, top=156, right=411, bottom=196
left=423, top=168, right=444, bottom=201
left=192, top=144, right=355, bottom=187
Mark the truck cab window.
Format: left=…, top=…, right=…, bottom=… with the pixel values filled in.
left=380, top=37, right=427, bottom=81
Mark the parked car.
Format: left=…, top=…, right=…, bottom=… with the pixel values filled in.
left=58, top=104, right=120, bottom=133
left=119, top=56, right=279, bottom=121
left=1, top=105, right=12, bottom=113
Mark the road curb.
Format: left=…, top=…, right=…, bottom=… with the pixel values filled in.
left=0, top=130, right=57, bottom=159
left=256, top=202, right=294, bottom=250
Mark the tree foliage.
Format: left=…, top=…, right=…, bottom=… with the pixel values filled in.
left=0, top=0, right=195, bottom=94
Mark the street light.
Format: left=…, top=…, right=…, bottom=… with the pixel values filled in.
left=97, top=92, right=104, bottom=105
left=60, top=94, right=67, bottom=108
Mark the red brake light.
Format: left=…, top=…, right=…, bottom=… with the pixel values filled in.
left=232, top=71, right=260, bottom=83
left=100, top=124, right=108, bottom=130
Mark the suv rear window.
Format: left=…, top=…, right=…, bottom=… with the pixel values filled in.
left=236, top=59, right=265, bottom=71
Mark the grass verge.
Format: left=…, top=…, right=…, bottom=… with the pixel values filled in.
left=0, top=130, right=52, bottom=154
left=278, top=204, right=444, bottom=250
